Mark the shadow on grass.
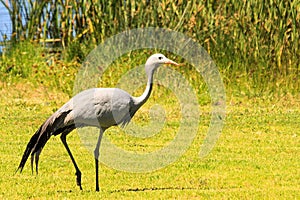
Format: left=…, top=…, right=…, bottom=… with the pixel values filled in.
left=111, top=186, right=198, bottom=193
left=57, top=186, right=198, bottom=193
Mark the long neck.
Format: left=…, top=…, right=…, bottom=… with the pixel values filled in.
left=133, top=69, right=154, bottom=108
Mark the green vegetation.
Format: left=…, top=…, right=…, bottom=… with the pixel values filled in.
left=0, top=81, right=299, bottom=199
left=0, top=0, right=299, bottom=96
left=0, top=0, right=299, bottom=199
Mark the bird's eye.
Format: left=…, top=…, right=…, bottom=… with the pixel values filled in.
left=158, top=56, right=163, bottom=60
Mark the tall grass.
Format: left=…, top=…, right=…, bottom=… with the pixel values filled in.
left=0, top=0, right=299, bottom=96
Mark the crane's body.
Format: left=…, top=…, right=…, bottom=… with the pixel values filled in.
left=17, top=53, right=179, bottom=191
left=64, top=88, right=137, bottom=128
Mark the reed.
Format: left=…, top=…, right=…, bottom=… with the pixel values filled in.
left=0, top=0, right=299, bottom=95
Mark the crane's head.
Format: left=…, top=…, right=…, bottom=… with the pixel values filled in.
left=145, top=53, right=179, bottom=76
left=146, top=53, right=179, bottom=67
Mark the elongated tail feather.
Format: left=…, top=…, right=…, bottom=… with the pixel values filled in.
left=17, top=109, right=72, bottom=174
left=16, top=127, right=42, bottom=173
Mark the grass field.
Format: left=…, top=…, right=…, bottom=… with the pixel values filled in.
left=0, top=1, right=299, bottom=198
left=0, top=80, right=299, bottom=199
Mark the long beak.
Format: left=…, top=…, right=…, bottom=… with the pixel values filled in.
left=164, top=59, right=180, bottom=66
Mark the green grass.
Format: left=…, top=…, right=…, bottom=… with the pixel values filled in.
left=0, top=80, right=299, bottom=199
left=0, top=1, right=299, bottom=198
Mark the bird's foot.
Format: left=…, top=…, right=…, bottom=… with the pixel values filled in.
left=75, top=171, right=82, bottom=190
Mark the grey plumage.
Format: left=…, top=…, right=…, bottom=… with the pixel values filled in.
left=17, top=53, right=179, bottom=191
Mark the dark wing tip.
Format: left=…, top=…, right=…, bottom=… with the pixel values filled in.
left=14, top=165, right=24, bottom=175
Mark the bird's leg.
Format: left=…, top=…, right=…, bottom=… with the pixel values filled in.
left=94, top=128, right=104, bottom=192
left=60, top=133, right=83, bottom=190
